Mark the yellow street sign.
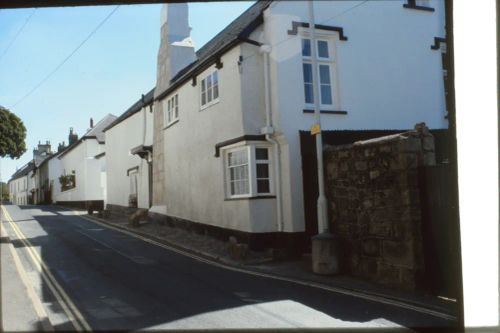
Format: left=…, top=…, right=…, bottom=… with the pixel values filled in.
left=310, top=123, right=321, bottom=135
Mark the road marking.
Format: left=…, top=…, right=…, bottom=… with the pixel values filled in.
left=1, top=205, right=92, bottom=332
left=75, top=213, right=456, bottom=321
left=1, top=223, right=54, bottom=332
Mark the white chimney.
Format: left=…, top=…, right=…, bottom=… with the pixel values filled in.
left=156, top=3, right=196, bottom=92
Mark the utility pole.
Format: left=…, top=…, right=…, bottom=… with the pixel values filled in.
left=308, top=0, right=339, bottom=275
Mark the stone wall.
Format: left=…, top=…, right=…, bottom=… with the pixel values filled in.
left=324, top=124, right=436, bottom=290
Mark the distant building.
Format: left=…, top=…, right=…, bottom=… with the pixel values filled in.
left=103, top=90, right=154, bottom=216
left=8, top=162, right=35, bottom=205
left=51, top=115, right=117, bottom=210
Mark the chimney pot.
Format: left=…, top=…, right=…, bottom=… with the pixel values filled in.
left=90, top=118, right=94, bottom=128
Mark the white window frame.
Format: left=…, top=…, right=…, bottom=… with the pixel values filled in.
left=200, top=70, right=219, bottom=110
left=301, top=32, right=341, bottom=111
left=223, top=143, right=273, bottom=199
left=415, top=0, right=431, bottom=7
left=163, top=93, right=179, bottom=128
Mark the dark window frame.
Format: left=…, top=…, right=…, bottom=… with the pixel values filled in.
left=403, top=0, right=435, bottom=12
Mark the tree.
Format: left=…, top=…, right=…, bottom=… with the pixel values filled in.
left=0, top=182, right=8, bottom=201
left=0, top=106, right=27, bottom=159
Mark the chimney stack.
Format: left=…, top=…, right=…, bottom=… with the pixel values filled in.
left=155, top=3, right=196, bottom=94
left=68, top=127, right=78, bottom=145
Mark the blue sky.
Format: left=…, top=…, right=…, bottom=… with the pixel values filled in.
left=0, top=2, right=253, bottom=182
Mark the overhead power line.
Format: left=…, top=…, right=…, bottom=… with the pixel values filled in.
left=0, top=8, right=37, bottom=62
left=10, top=5, right=120, bottom=109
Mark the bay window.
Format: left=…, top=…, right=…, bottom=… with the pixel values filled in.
left=224, top=145, right=273, bottom=199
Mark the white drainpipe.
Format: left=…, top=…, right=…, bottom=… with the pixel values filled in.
left=260, top=44, right=283, bottom=232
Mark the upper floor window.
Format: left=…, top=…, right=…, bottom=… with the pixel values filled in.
left=201, top=70, right=219, bottom=109
left=302, top=37, right=336, bottom=109
left=163, top=94, right=178, bottom=127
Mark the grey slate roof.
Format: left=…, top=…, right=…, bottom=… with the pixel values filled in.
left=103, top=88, right=155, bottom=133
left=84, top=113, right=118, bottom=143
left=58, top=113, right=117, bottom=159
left=9, top=161, right=35, bottom=182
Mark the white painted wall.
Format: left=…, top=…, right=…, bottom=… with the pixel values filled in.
left=48, top=155, right=62, bottom=203
left=105, top=106, right=153, bottom=209
left=260, top=0, right=448, bottom=232
left=54, top=139, right=106, bottom=202
left=9, top=175, right=29, bottom=205
left=158, top=45, right=277, bottom=233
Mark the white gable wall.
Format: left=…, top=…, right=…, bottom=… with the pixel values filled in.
left=55, top=139, right=105, bottom=202
left=106, top=107, right=153, bottom=209
left=260, top=0, right=448, bottom=232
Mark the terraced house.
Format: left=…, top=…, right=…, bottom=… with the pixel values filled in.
left=140, top=0, right=448, bottom=251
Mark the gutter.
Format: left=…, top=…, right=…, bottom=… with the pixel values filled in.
left=259, top=44, right=283, bottom=233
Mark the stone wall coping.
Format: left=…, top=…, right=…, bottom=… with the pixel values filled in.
left=324, top=128, right=433, bottom=153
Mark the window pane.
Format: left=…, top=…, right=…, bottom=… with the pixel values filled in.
left=301, top=38, right=311, bottom=57
left=212, top=71, right=219, bottom=99
left=257, top=179, right=270, bottom=193
left=213, top=83, right=219, bottom=100
left=201, top=79, right=206, bottom=93
left=321, top=85, right=333, bottom=105
left=174, top=95, right=178, bottom=118
left=304, top=83, right=313, bottom=104
left=302, top=63, right=312, bottom=83
left=256, top=148, right=268, bottom=160
left=202, top=92, right=206, bottom=105
left=319, top=65, right=331, bottom=84
left=213, top=71, right=218, bottom=86
left=207, top=75, right=213, bottom=102
left=317, top=40, right=329, bottom=58
left=256, top=163, right=269, bottom=178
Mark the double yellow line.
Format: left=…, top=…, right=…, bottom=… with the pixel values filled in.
left=1, top=206, right=91, bottom=332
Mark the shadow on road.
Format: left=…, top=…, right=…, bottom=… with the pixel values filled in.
left=4, top=204, right=458, bottom=331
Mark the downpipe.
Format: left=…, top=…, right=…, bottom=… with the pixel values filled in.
left=260, top=44, right=283, bottom=233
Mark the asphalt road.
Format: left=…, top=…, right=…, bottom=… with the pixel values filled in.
left=1, top=204, right=456, bottom=331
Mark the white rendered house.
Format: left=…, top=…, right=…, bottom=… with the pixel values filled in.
left=103, top=89, right=154, bottom=215
left=8, top=162, right=35, bottom=205
left=52, top=115, right=117, bottom=210
left=149, top=0, right=448, bottom=250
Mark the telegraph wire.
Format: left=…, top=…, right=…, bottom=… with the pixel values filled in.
left=0, top=8, right=37, bottom=62
left=10, top=5, right=120, bottom=109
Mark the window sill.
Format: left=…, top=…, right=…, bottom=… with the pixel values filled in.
left=303, top=109, right=348, bottom=115
left=402, top=4, right=435, bottom=12
left=200, top=99, right=220, bottom=111
left=61, top=186, right=76, bottom=193
left=164, top=118, right=179, bottom=129
left=224, top=195, right=276, bottom=201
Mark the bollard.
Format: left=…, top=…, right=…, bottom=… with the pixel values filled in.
left=312, top=232, right=341, bottom=275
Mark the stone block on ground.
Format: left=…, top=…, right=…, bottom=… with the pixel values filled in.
left=129, top=209, right=149, bottom=228
left=227, top=236, right=248, bottom=261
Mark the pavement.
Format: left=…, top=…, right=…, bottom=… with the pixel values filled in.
left=1, top=217, right=53, bottom=332
left=0, top=204, right=460, bottom=331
